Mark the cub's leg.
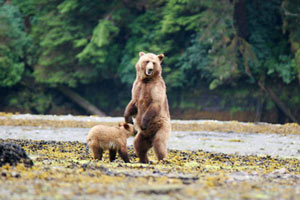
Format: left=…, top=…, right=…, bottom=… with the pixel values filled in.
left=118, top=146, right=130, bottom=163
left=134, top=133, right=152, bottom=163
left=109, top=149, right=117, bottom=162
left=91, top=146, right=103, bottom=160
left=153, top=126, right=171, bottom=161
left=88, top=140, right=104, bottom=160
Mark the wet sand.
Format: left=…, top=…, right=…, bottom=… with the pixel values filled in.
left=1, top=126, right=300, bottom=158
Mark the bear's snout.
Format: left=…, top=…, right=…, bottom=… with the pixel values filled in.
left=145, top=62, right=154, bottom=76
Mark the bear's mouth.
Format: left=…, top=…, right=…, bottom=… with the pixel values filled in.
left=146, top=68, right=153, bottom=76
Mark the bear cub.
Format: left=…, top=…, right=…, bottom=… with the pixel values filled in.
left=86, top=122, right=136, bottom=163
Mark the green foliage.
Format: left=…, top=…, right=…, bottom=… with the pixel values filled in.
left=30, top=4, right=95, bottom=87
left=0, top=57, right=24, bottom=87
left=21, top=0, right=126, bottom=87
left=177, top=33, right=212, bottom=86
left=246, top=0, right=297, bottom=85
left=177, top=0, right=299, bottom=90
left=8, top=87, right=52, bottom=113
left=118, top=9, right=167, bottom=85
left=0, top=1, right=28, bottom=87
left=175, top=1, right=237, bottom=89
left=266, top=55, right=296, bottom=84
left=57, top=0, right=78, bottom=14
left=161, top=0, right=204, bottom=34
left=1, top=0, right=300, bottom=122
left=282, top=0, right=300, bottom=83
left=119, top=0, right=205, bottom=88
left=77, top=19, right=119, bottom=65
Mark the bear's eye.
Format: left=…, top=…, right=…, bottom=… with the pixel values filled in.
left=145, top=61, right=149, bottom=64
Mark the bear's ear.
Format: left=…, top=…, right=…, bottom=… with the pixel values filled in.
left=158, top=54, right=164, bottom=62
left=123, top=123, right=130, bottom=130
left=139, top=52, right=145, bottom=57
left=118, top=123, right=122, bottom=127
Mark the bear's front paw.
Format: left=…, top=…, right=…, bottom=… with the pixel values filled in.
left=141, top=121, right=148, bottom=130
left=125, top=116, right=133, bottom=124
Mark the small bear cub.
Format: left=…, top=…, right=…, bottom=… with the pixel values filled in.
left=86, top=122, right=136, bottom=163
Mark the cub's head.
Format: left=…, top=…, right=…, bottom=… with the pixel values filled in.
left=118, top=122, right=137, bottom=138
left=136, top=52, right=164, bottom=81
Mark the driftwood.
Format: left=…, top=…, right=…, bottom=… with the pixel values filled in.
left=258, top=81, right=298, bottom=123
left=58, top=86, right=106, bottom=117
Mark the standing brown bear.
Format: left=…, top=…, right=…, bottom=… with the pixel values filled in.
left=124, top=52, right=171, bottom=163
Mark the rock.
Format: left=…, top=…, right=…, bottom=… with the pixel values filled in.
left=0, top=143, right=33, bottom=167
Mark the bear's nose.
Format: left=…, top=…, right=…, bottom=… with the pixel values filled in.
left=145, top=62, right=154, bottom=76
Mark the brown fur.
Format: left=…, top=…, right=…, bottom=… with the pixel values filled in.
left=124, top=52, right=171, bottom=163
left=86, top=123, right=136, bottom=163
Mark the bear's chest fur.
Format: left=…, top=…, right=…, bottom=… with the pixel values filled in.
left=135, top=82, right=153, bottom=111
left=132, top=78, right=168, bottom=134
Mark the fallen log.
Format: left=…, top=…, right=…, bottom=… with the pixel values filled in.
left=258, top=81, right=298, bottom=123
left=58, top=86, right=106, bottom=117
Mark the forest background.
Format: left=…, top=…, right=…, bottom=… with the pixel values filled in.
left=1, top=0, right=300, bottom=124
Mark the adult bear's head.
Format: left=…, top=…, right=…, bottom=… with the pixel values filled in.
left=136, top=52, right=164, bottom=81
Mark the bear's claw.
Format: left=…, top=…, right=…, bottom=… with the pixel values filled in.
left=125, top=116, right=133, bottom=124
left=141, top=122, right=148, bottom=130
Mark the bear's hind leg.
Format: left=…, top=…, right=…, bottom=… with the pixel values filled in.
left=153, top=139, right=167, bottom=161
left=109, top=149, right=117, bottom=162
left=134, top=133, right=152, bottom=163
left=153, top=127, right=170, bottom=161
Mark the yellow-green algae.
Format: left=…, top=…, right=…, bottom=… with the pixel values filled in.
left=0, top=112, right=299, bottom=135
left=1, top=139, right=299, bottom=200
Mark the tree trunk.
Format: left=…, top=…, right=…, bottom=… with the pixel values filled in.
left=58, top=86, right=106, bottom=117
left=234, top=0, right=248, bottom=40
left=254, top=96, right=264, bottom=122
left=258, top=81, right=298, bottom=123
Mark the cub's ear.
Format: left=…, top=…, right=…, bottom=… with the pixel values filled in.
left=118, top=123, right=122, bottom=127
left=123, top=123, right=130, bottom=130
left=139, top=52, right=145, bottom=57
left=158, top=54, right=164, bottom=62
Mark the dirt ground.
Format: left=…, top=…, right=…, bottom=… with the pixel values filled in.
left=0, top=114, right=300, bottom=199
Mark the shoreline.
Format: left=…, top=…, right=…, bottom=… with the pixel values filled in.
left=0, top=113, right=299, bottom=135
